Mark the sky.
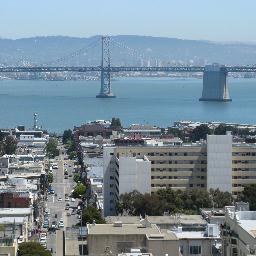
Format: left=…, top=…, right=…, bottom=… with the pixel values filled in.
left=1, top=0, right=256, bottom=42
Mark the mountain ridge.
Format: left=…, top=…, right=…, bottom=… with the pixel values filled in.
left=0, top=35, right=256, bottom=66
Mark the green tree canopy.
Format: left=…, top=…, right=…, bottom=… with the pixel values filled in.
left=73, top=173, right=81, bottom=183
left=239, top=184, right=256, bottom=210
left=81, top=206, right=105, bottom=225
left=190, top=124, right=211, bottom=142
left=3, top=135, right=17, bottom=155
left=62, top=129, right=73, bottom=144
left=47, top=173, right=53, bottom=183
left=110, top=117, right=122, bottom=129
left=72, top=183, right=86, bottom=198
left=18, top=242, right=51, bottom=256
left=209, top=188, right=233, bottom=208
left=46, top=138, right=59, bottom=158
left=117, top=188, right=233, bottom=216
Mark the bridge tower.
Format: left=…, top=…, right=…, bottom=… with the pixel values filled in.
left=96, top=36, right=116, bottom=98
left=200, top=64, right=231, bottom=102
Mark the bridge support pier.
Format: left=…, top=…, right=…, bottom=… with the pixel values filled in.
left=96, top=70, right=116, bottom=98
left=96, top=36, right=116, bottom=98
left=199, top=64, right=231, bottom=102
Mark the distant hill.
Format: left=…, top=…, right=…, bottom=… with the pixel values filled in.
left=0, top=35, right=256, bottom=66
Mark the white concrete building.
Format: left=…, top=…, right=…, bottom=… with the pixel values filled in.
left=171, top=223, right=220, bottom=256
left=222, top=207, right=256, bottom=256
left=207, top=132, right=233, bottom=193
left=103, top=147, right=151, bottom=216
left=118, top=156, right=151, bottom=195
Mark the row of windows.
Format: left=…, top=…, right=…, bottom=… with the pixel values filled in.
left=152, top=184, right=205, bottom=188
left=233, top=152, right=256, bottom=156
left=233, top=160, right=256, bottom=164
left=151, top=160, right=206, bottom=164
left=151, top=176, right=205, bottom=180
left=233, top=176, right=256, bottom=179
left=233, top=168, right=256, bottom=171
left=148, top=152, right=206, bottom=157
left=152, top=168, right=206, bottom=172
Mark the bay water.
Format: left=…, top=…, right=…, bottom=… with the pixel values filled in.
left=0, top=77, right=255, bottom=133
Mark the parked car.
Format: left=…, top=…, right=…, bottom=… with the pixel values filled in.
left=58, top=220, right=64, bottom=228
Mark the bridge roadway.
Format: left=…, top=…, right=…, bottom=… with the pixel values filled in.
left=0, top=66, right=256, bottom=73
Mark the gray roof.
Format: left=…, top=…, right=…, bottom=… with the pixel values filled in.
left=105, top=215, right=206, bottom=225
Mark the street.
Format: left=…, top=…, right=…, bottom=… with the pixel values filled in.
left=43, top=144, right=80, bottom=255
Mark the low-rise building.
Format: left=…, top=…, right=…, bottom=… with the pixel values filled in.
left=87, top=221, right=179, bottom=256
left=170, top=224, right=221, bottom=256
left=123, top=124, right=162, bottom=137
left=106, top=215, right=206, bottom=231
left=221, top=206, right=256, bottom=256
left=0, top=237, right=18, bottom=256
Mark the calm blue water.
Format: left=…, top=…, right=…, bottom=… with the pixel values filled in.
left=0, top=77, right=255, bottom=133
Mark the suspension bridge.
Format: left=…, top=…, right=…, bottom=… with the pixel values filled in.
left=0, top=36, right=256, bottom=101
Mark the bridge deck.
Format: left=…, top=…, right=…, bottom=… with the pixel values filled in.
left=0, top=66, right=255, bottom=73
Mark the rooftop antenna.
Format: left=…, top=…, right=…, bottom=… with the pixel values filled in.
left=33, top=113, right=38, bottom=130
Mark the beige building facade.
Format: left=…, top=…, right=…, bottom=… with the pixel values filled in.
left=87, top=222, right=179, bottom=256
left=104, top=134, right=256, bottom=216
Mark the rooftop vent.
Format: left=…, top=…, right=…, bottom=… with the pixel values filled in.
left=148, top=234, right=164, bottom=239
left=113, top=221, right=122, bottom=227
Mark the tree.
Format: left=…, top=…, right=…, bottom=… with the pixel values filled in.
left=73, top=173, right=81, bottom=183
left=18, top=242, right=51, bottom=256
left=214, top=124, right=230, bottom=135
left=240, top=184, right=256, bottom=210
left=209, top=188, right=233, bottom=208
left=46, top=138, right=59, bottom=158
left=117, top=188, right=226, bottom=216
left=110, top=117, right=122, bottom=129
left=3, top=136, right=17, bottom=155
left=72, top=183, right=86, bottom=198
left=0, top=131, right=6, bottom=142
left=167, top=128, right=184, bottom=139
left=190, top=124, right=211, bottom=142
left=47, top=173, right=53, bottom=183
left=62, top=129, right=72, bottom=144
left=81, top=206, right=105, bottom=225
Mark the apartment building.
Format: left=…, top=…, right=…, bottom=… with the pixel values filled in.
left=221, top=206, right=256, bottom=256
left=103, top=133, right=256, bottom=216
left=104, top=147, right=151, bottom=216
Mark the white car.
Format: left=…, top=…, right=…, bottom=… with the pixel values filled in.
left=71, top=198, right=75, bottom=202
left=40, top=241, right=47, bottom=249
left=40, top=236, right=47, bottom=242
left=58, top=197, right=62, bottom=201
left=58, top=219, right=64, bottom=228
left=17, top=235, right=24, bottom=244
left=40, top=232, right=47, bottom=238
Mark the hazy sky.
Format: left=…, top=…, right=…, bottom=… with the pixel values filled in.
left=1, top=0, right=255, bottom=42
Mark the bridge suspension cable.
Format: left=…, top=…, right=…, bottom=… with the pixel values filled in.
left=41, top=37, right=101, bottom=67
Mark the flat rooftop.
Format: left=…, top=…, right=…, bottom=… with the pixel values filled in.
left=0, top=216, right=26, bottom=224
left=88, top=223, right=178, bottom=240
left=0, top=208, right=32, bottom=216
left=230, top=211, right=256, bottom=238
left=88, top=223, right=160, bottom=235
left=105, top=215, right=206, bottom=225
